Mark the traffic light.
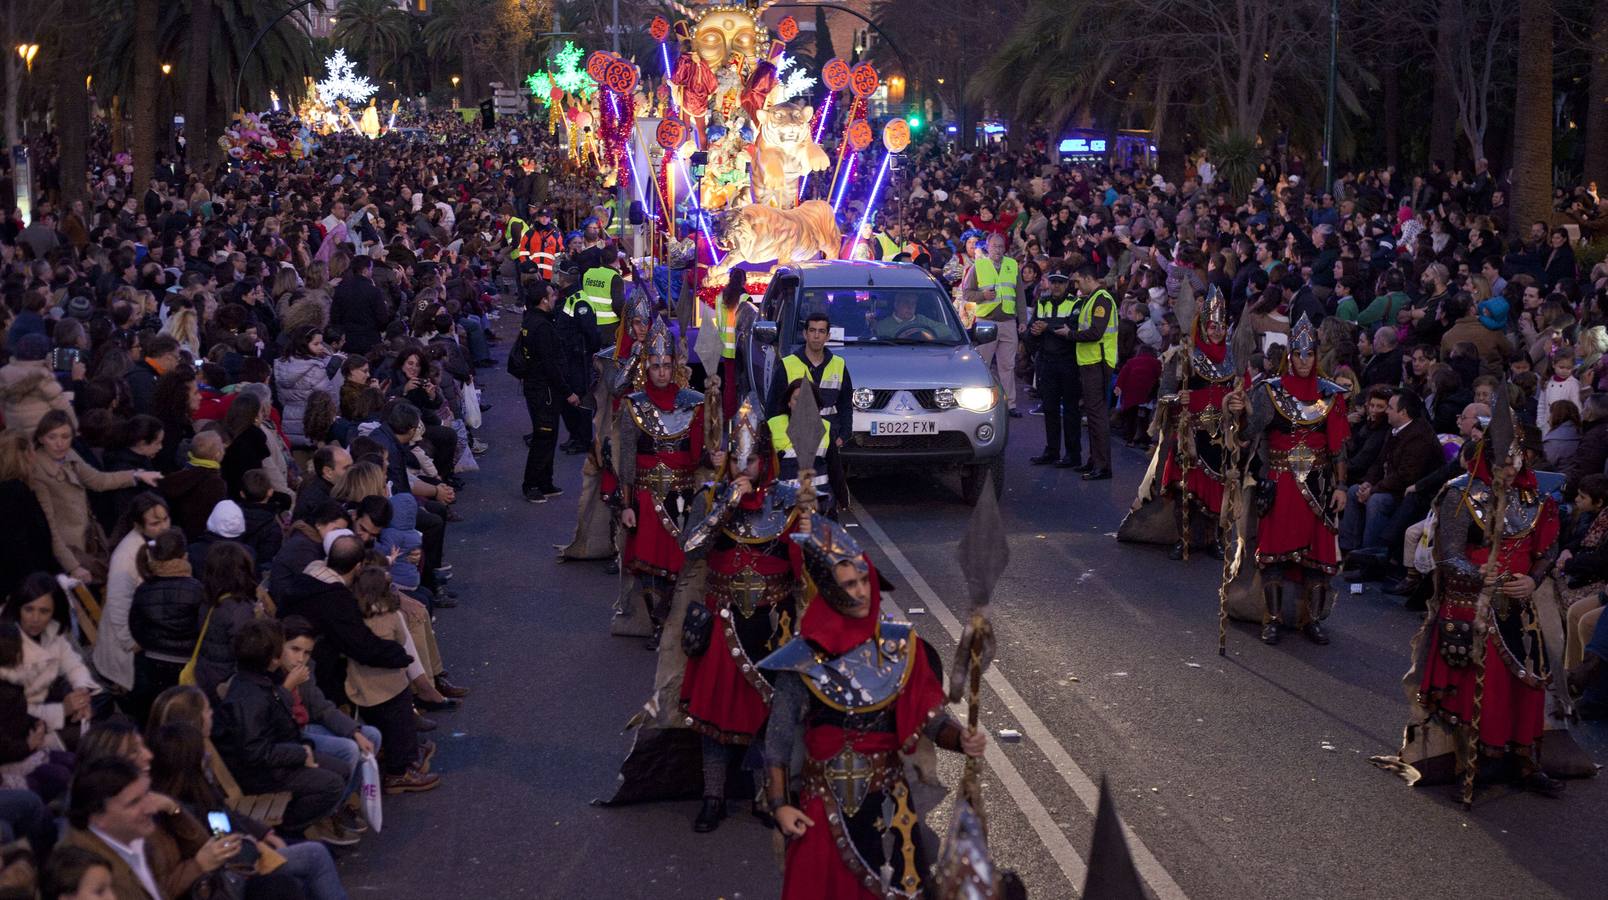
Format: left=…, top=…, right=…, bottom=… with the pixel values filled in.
left=906, top=112, right=923, bottom=131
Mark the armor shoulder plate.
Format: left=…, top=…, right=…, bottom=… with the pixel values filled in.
left=800, top=625, right=917, bottom=713
left=1317, top=377, right=1349, bottom=398
left=757, top=636, right=821, bottom=674
left=675, top=387, right=706, bottom=408
left=1188, top=346, right=1239, bottom=383
left=628, top=392, right=698, bottom=439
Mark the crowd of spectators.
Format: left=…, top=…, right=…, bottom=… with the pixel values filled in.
left=0, top=112, right=569, bottom=897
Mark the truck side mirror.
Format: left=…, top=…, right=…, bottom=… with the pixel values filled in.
left=753, top=321, right=778, bottom=345
left=971, top=321, right=998, bottom=345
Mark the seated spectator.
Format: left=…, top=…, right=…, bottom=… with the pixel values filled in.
left=1538, top=350, right=1582, bottom=440
left=148, top=366, right=200, bottom=474
left=158, top=429, right=228, bottom=538
left=273, top=324, right=343, bottom=451
left=269, top=503, right=349, bottom=605
left=280, top=615, right=380, bottom=834
left=237, top=469, right=286, bottom=573
left=39, top=845, right=115, bottom=900
left=1113, top=343, right=1160, bottom=449
left=0, top=332, right=76, bottom=434
left=1560, top=475, right=1608, bottom=672
left=29, top=409, right=162, bottom=584
left=220, top=392, right=271, bottom=500
left=293, top=445, right=352, bottom=524
left=1562, top=394, right=1608, bottom=497
left=2, top=572, right=100, bottom=748
left=1341, top=389, right=1442, bottom=559
left=212, top=618, right=351, bottom=840
left=146, top=722, right=351, bottom=896
left=186, top=499, right=247, bottom=573
left=1544, top=399, right=1583, bottom=469
left=0, top=622, right=74, bottom=803
left=1343, top=385, right=1392, bottom=486
left=346, top=565, right=440, bottom=795
left=128, top=529, right=203, bottom=722
left=1423, top=366, right=1471, bottom=435
left=1360, top=325, right=1402, bottom=390
left=192, top=540, right=271, bottom=704
left=0, top=431, right=61, bottom=607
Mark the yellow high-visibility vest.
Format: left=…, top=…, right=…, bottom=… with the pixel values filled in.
left=973, top=257, right=1018, bottom=318
left=581, top=267, right=620, bottom=326
left=781, top=353, right=846, bottom=416
left=1074, top=288, right=1118, bottom=367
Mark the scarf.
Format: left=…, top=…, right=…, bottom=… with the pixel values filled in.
left=798, top=555, right=884, bottom=657
left=186, top=455, right=220, bottom=470
left=643, top=380, right=679, bottom=411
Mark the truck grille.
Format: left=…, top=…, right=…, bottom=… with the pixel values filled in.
left=867, top=389, right=942, bottom=411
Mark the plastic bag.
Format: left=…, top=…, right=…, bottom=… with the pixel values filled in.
left=359, top=751, right=383, bottom=833
left=463, top=381, right=483, bottom=429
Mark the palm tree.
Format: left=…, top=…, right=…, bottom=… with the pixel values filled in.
left=333, top=0, right=414, bottom=80
left=422, top=0, right=483, bottom=96
left=131, top=0, right=159, bottom=192
left=1511, top=0, right=1554, bottom=237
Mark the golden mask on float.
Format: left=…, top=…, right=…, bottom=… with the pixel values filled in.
left=691, top=5, right=759, bottom=69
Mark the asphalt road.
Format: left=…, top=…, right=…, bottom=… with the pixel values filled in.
left=337, top=325, right=1608, bottom=899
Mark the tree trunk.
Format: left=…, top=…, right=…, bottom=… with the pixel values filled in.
left=1510, top=0, right=1553, bottom=238
left=185, top=0, right=213, bottom=175
left=1428, top=0, right=1458, bottom=168
left=1583, top=0, right=1608, bottom=195
left=55, top=5, right=91, bottom=206
left=1382, top=60, right=1400, bottom=169
left=130, top=0, right=159, bottom=193
left=3, top=1, right=19, bottom=150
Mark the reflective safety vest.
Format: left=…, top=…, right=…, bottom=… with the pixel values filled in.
left=581, top=267, right=620, bottom=326
left=1074, top=288, right=1118, bottom=367
left=875, top=232, right=902, bottom=261
left=504, top=216, right=528, bottom=259
left=767, top=415, right=831, bottom=486
left=973, top=257, right=1018, bottom=318
left=717, top=297, right=740, bottom=359
left=521, top=228, right=560, bottom=276
left=1034, top=296, right=1076, bottom=319
left=781, top=352, right=846, bottom=417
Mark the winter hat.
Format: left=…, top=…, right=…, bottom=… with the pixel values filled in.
left=13, top=333, right=50, bottom=362
left=66, top=296, right=94, bottom=320
left=206, top=500, right=247, bottom=538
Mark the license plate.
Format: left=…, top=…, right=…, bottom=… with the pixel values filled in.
left=869, top=420, right=937, bottom=436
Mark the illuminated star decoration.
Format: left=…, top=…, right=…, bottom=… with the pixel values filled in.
left=317, top=49, right=378, bottom=104
left=772, top=53, right=816, bottom=104
left=526, top=41, right=597, bottom=106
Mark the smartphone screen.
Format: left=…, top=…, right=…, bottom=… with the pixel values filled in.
left=207, top=811, right=232, bottom=836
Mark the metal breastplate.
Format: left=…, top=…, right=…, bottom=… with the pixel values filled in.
left=760, top=620, right=917, bottom=714
left=721, top=482, right=799, bottom=544
left=1450, top=475, right=1544, bottom=539
left=627, top=389, right=702, bottom=442
left=1188, top=346, right=1238, bottom=384
left=1264, top=378, right=1344, bottom=429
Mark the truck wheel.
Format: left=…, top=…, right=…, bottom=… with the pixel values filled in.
left=961, top=457, right=1004, bottom=505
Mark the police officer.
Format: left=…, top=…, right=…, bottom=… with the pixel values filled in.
left=515, top=280, right=579, bottom=502
left=1027, top=264, right=1082, bottom=468
left=577, top=249, right=625, bottom=347
left=768, top=310, right=855, bottom=510
left=520, top=206, right=562, bottom=279
left=1070, top=264, right=1117, bottom=481
left=552, top=262, right=601, bottom=453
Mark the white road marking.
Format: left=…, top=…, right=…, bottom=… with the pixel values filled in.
left=854, top=505, right=1190, bottom=900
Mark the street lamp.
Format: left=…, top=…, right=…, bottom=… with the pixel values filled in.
left=161, top=63, right=172, bottom=76
left=451, top=75, right=460, bottom=89
left=16, top=44, right=38, bottom=74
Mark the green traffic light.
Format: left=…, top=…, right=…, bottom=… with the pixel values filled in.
left=906, top=114, right=922, bottom=130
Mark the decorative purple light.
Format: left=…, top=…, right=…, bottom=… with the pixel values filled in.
left=830, top=151, right=858, bottom=215
left=812, top=92, right=834, bottom=145
left=848, top=153, right=893, bottom=258
left=660, top=43, right=678, bottom=116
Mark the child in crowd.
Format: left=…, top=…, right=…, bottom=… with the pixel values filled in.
left=1539, top=351, right=1582, bottom=440
left=1114, top=344, right=1161, bottom=448
left=238, top=468, right=286, bottom=573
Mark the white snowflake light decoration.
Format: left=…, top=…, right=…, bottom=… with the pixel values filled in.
left=772, top=53, right=816, bottom=104
left=317, top=50, right=378, bottom=104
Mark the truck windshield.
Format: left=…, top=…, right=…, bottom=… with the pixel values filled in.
left=793, top=287, right=965, bottom=345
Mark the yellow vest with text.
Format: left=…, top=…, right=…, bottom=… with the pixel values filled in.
left=973, top=257, right=1018, bottom=318
left=781, top=353, right=846, bottom=416
left=581, top=267, right=620, bottom=326
left=1075, top=288, right=1118, bottom=367
left=875, top=232, right=902, bottom=261
left=768, top=415, right=831, bottom=486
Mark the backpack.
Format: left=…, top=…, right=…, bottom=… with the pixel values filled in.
left=507, top=325, right=531, bottom=379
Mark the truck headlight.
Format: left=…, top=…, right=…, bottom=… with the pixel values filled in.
left=852, top=387, right=875, bottom=410
left=954, top=386, right=997, bottom=412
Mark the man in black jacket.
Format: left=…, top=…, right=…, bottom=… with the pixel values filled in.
left=128, top=335, right=181, bottom=415
left=291, top=446, right=350, bottom=524
left=515, top=280, right=579, bottom=502
left=274, top=535, right=412, bottom=707
left=1341, top=389, right=1443, bottom=557
left=329, top=255, right=390, bottom=353
left=269, top=502, right=350, bottom=605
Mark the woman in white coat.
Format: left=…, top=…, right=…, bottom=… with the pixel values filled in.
left=93, top=493, right=174, bottom=694
left=2, top=571, right=101, bottom=743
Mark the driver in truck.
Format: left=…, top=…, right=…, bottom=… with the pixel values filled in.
left=874, top=293, right=946, bottom=341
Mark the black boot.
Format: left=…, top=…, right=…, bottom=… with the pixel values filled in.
left=1303, top=581, right=1331, bottom=645
left=1168, top=542, right=1186, bottom=561
left=1261, top=582, right=1284, bottom=645
left=693, top=797, right=727, bottom=832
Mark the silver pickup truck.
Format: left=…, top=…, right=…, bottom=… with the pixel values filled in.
left=739, top=259, right=1008, bottom=504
